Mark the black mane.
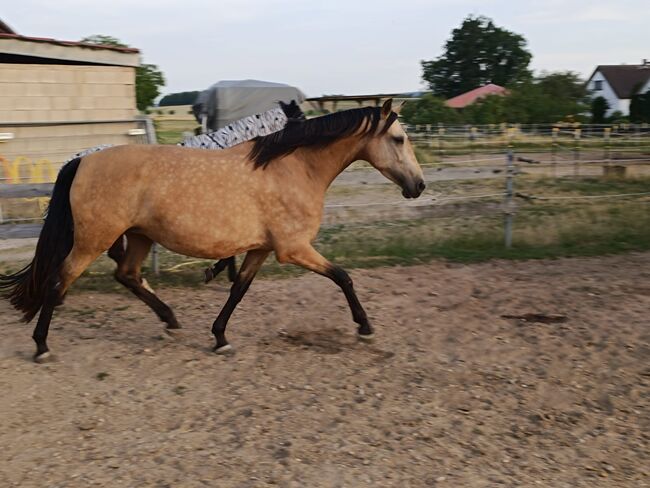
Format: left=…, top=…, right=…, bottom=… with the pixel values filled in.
left=249, top=106, right=399, bottom=168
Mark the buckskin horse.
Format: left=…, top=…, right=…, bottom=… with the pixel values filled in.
left=1, top=99, right=425, bottom=362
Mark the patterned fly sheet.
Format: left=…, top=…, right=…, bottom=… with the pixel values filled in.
left=64, top=105, right=292, bottom=165
left=178, top=107, right=288, bottom=150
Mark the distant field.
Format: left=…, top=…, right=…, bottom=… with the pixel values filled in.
left=154, top=119, right=198, bottom=144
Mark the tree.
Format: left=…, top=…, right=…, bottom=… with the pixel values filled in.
left=463, top=94, right=507, bottom=124
left=80, top=35, right=165, bottom=111
left=135, top=64, right=165, bottom=111
left=400, top=95, right=461, bottom=125
left=534, top=71, right=588, bottom=122
left=630, top=88, right=650, bottom=123
left=591, top=96, right=610, bottom=123
left=421, top=15, right=532, bottom=98
left=537, top=71, right=586, bottom=101
left=159, top=91, right=201, bottom=106
left=80, top=34, right=128, bottom=48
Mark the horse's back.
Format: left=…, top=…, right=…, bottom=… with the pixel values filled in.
left=71, top=144, right=271, bottom=258
left=75, top=144, right=256, bottom=201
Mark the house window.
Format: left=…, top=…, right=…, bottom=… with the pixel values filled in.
left=594, top=80, right=603, bottom=91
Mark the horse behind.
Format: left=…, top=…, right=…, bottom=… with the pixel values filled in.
left=0, top=99, right=425, bottom=362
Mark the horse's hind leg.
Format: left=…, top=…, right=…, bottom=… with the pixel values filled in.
left=33, top=245, right=103, bottom=362
left=204, top=256, right=237, bottom=283
left=114, top=233, right=180, bottom=330
left=107, top=235, right=127, bottom=264
left=226, top=257, right=237, bottom=282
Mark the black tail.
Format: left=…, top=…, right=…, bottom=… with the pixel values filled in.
left=0, top=157, right=81, bottom=322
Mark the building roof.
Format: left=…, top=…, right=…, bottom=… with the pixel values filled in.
left=0, top=19, right=15, bottom=34
left=0, top=33, right=139, bottom=54
left=590, top=64, right=650, bottom=99
left=306, top=93, right=404, bottom=103
left=0, top=33, right=140, bottom=67
left=445, top=84, right=507, bottom=108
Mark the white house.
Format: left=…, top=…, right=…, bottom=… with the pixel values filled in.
left=586, top=61, right=650, bottom=116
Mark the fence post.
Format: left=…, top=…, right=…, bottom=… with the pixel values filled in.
left=470, top=126, right=477, bottom=162
left=504, top=141, right=515, bottom=249
left=604, top=127, right=611, bottom=167
left=437, top=125, right=445, bottom=161
left=138, top=115, right=158, bottom=145
left=552, top=127, right=559, bottom=178
left=151, top=242, right=160, bottom=275
left=140, top=115, right=160, bottom=274
left=573, top=127, right=581, bottom=177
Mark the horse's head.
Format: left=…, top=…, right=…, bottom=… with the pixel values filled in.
left=360, top=99, right=425, bottom=199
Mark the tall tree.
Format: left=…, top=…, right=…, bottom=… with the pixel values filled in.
left=80, top=35, right=165, bottom=111
left=630, top=88, right=650, bottom=123
left=534, top=71, right=588, bottom=121
left=421, top=15, right=532, bottom=98
left=591, top=96, right=610, bottom=124
left=159, top=91, right=201, bottom=106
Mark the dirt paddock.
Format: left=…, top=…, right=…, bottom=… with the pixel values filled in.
left=0, top=253, right=648, bottom=487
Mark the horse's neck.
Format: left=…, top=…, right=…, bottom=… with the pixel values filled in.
left=303, top=136, right=366, bottom=191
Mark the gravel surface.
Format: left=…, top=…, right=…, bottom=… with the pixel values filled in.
left=0, top=254, right=649, bottom=487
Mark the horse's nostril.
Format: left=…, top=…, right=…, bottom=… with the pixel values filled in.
left=417, top=181, right=426, bottom=193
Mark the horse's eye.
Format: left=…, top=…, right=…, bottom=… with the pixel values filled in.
left=392, top=136, right=404, bottom=144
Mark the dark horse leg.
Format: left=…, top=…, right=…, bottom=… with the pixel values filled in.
left=107, top=234, right=127, bottom=264
left=212, top=250, right=269, bottom=353
left=32, top=245, right=104, bottom=362
left=279, top=244, right=373, bottom=339
left=112, top=233, right=180, bottom=330
left=31, top=283, right=62, bottom=362
left=204, top=257, right=237, bottom=284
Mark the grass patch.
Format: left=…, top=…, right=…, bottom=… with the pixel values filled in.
left=154, top=119, right=197, bottom=144
left=316, top=203, right=650, bottom=264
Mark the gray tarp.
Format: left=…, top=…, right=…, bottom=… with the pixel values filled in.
left=192, top=79, right=306, bottom=131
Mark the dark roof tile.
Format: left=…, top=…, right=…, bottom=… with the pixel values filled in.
left=595, top=65, right=650, bottom=98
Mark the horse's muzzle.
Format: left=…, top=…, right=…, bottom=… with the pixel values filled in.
left=402, top=179, right=426, bottom=199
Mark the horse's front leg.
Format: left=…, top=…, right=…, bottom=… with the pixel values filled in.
left=211, top=250, right=269, bottom=353
left=277, top=244, right=373, bottom=339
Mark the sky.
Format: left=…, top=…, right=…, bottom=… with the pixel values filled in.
left=3, top=0, right=649, bottom=98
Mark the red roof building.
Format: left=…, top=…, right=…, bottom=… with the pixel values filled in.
left=445, top=84, right=508, bottom=108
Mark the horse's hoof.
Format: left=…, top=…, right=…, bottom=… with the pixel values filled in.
left=357, top=332, right=375, bottom=343
left=34, top=351, right=54, bottom=364
left=214, top=344, right=234, bottom=355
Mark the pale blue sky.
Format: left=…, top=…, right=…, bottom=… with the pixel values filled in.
left=3, top=0, right=649, bottom=97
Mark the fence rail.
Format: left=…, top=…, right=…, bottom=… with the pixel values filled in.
left=0, top=117, right=154, bottom=242
left=2, top=122, right=650, bottom=271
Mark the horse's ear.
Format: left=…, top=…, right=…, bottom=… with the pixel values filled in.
left=381, top=98, right=393, bottom=117
left=394, top=100, right=407, bottom=115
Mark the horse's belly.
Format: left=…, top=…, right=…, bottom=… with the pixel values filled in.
left=147, top=228, right=267, bottom=259
left=138, top=206, right=268, bottom=259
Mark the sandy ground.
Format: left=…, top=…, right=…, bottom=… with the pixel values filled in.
left=0, top=253, right=649, bottom=487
